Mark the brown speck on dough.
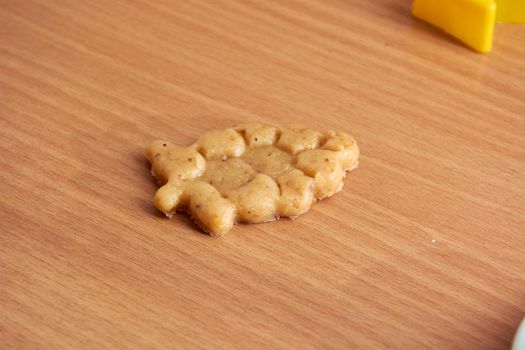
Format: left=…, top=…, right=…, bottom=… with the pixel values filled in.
left=163, top=143, right=167, bottom=147
left=155, top=153, right=160, bottom=158
left=196, top=204, right=201, bottom=208
left=188, top=157, right=193, bottom=162
left=254, top=137, right=258, bottom=141
left=325, top=158, right=329, bottom=162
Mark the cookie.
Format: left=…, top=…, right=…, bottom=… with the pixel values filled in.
left=145, top=124, right=359, bottom=236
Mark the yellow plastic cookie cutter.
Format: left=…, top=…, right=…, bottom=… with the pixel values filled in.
left=412, top=0, right=525, bottom=53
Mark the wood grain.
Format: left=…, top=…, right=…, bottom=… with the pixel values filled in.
left=1, top=0, right=524, bottom=349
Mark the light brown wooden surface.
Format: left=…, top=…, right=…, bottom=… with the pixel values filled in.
left=1, top=0, right=524, bottom=349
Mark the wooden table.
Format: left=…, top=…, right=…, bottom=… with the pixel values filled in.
left=1, top=1, right=524, bottom=349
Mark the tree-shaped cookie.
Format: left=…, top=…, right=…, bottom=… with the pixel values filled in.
left=145, top=124, right=359, bottom=236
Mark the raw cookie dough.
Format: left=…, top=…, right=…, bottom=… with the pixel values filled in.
left=145, top=123, right=359, bottom=236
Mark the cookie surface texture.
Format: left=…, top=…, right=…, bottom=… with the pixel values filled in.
left=145, top=124, right=359, bottom=236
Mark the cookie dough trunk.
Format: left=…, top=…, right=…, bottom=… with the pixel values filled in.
left=154, top=181, right=185, bottom=217
left=186, top=182, right=237, bottom=236
left=155, top=181, right=236, bottom=236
